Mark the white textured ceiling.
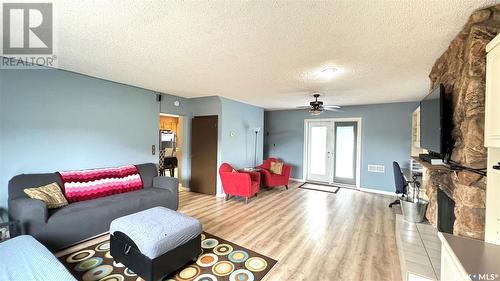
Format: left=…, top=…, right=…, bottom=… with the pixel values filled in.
left=52, top=0, right=499, bottom=109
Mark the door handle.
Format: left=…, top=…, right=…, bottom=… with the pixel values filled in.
left=494, top=162, right=500, bottom=170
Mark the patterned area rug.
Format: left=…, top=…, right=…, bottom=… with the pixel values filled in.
left=59, top=232, right=277, bottom=281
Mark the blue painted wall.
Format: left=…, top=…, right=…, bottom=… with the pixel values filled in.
left=220, top=97, right=264, bottom=182
left=186, top=96, right=265, bottom=195
left=0, top=65, right=265, bottom=207
left=0, top=66, right=413, bottom=202
left=160, top=93, right=191, bottom=117
left=264, top=102, right=418, bottom=192
left=190, top=96, right=222, bottom=117
left=0, top=69, right=159, bottom=207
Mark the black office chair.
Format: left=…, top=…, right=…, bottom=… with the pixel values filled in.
left=389, top=161, right=408, bottom=208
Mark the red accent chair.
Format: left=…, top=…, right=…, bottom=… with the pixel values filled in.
left=219, top=163, right=260, bottom=204
left=257, top=158, right=292, bottom=189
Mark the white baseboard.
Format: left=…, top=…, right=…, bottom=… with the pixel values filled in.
left=180, top=185, right=225, bottom=197
left=289, top=177, right=305, bottom=182
left=359, top=187, right=396, bottom=196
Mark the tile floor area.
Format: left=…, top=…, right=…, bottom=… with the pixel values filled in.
left=395, top=214, right=441, bottom=281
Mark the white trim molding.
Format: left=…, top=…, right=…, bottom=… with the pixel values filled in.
left=359, top=187, right=396, bottom=196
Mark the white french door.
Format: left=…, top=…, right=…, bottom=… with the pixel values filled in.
left=305, top=118, right=361, bottom=187
left=306, top=121, right=334, bottom=183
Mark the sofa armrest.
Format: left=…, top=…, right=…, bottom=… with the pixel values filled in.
left=153, top=176, right=179, bottom=210
left=153, top=176, right=179, bottom=190
left=221, top=172, right=251, bottom=183
left=8, top=198, right=48, bottom=234
left=259, top=168, right=272, bottom=178
left=282, top=164, right=292, bottom=179
left=239, top=170, right=261, bottom=183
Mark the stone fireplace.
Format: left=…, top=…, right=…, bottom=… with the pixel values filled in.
left=424, top=5, right=500, bottom=240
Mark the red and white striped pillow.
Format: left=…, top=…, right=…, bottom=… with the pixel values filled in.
left=58, top=165, right=143, bottom=203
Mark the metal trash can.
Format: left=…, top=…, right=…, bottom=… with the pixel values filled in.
left=401, top=199, right=429, bottom=223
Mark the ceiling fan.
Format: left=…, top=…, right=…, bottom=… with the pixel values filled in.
left=296, top=93, right=341, bottom=115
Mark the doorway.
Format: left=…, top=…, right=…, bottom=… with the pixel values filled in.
left=304, top=118, right=361, bottom=188
left=159, top=114, right=182, bottom=183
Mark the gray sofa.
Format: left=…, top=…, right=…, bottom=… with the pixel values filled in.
left=8, top=163, right=179, bottom=251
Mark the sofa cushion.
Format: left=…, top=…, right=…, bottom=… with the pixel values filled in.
left=135, top=163, right=158, bottom=187
left=270, top=161, right=283, bottom=175
left=47, top=187, right=169, bottom=221
left=58, top=165, right=143, bottom=203
left=9, top=173, right=62, bottom=200
left=42, top=188, right=173, bottom=249
left=24, top=182, right=68, bottom=209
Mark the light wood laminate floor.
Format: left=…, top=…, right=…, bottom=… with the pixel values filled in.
left=179, top=181, right=402, bottom=281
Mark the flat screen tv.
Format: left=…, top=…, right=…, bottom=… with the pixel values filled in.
left=420, top=84, right=446, bottom=155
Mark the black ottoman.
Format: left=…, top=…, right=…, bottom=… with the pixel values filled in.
left=110, top=207, right=202, bottom=281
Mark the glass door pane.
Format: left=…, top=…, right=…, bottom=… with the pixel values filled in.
left=306, top=121, right=333, bottom=183
left=310, top=126, right=328, bottom=175
left=334, top=122, right=357, bottom=185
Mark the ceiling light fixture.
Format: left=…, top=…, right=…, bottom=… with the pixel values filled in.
left=321, top=67, right=338, bottom=78
left=309, top=108, right=322, bottom=116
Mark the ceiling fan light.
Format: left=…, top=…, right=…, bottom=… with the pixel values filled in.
left=309, top=109, right=322, bottom=116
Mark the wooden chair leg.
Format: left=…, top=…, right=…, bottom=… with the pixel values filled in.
left=225, top=194, right=230, bottom=201
left=245, top=197, right=249, bottom=204
left=285, top=185, right=289, bottom=190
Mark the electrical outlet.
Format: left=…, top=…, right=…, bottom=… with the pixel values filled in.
left=152, top=145, right=156, bottom=155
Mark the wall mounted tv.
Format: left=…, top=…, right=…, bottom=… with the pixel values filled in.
left=420, top=84, right=446, bottom=156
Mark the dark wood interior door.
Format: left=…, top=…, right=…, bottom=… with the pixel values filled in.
left=190, top=115, right=218, bottom=195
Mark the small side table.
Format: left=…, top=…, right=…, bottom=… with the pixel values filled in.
left=0, top=209, right=20, bottom=242
left=239, top=168, right=264, bottom=188
left=240, top=167, right=261, bottom=173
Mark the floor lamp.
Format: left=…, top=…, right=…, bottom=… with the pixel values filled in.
left=254, top=127, right=261, bottom=168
